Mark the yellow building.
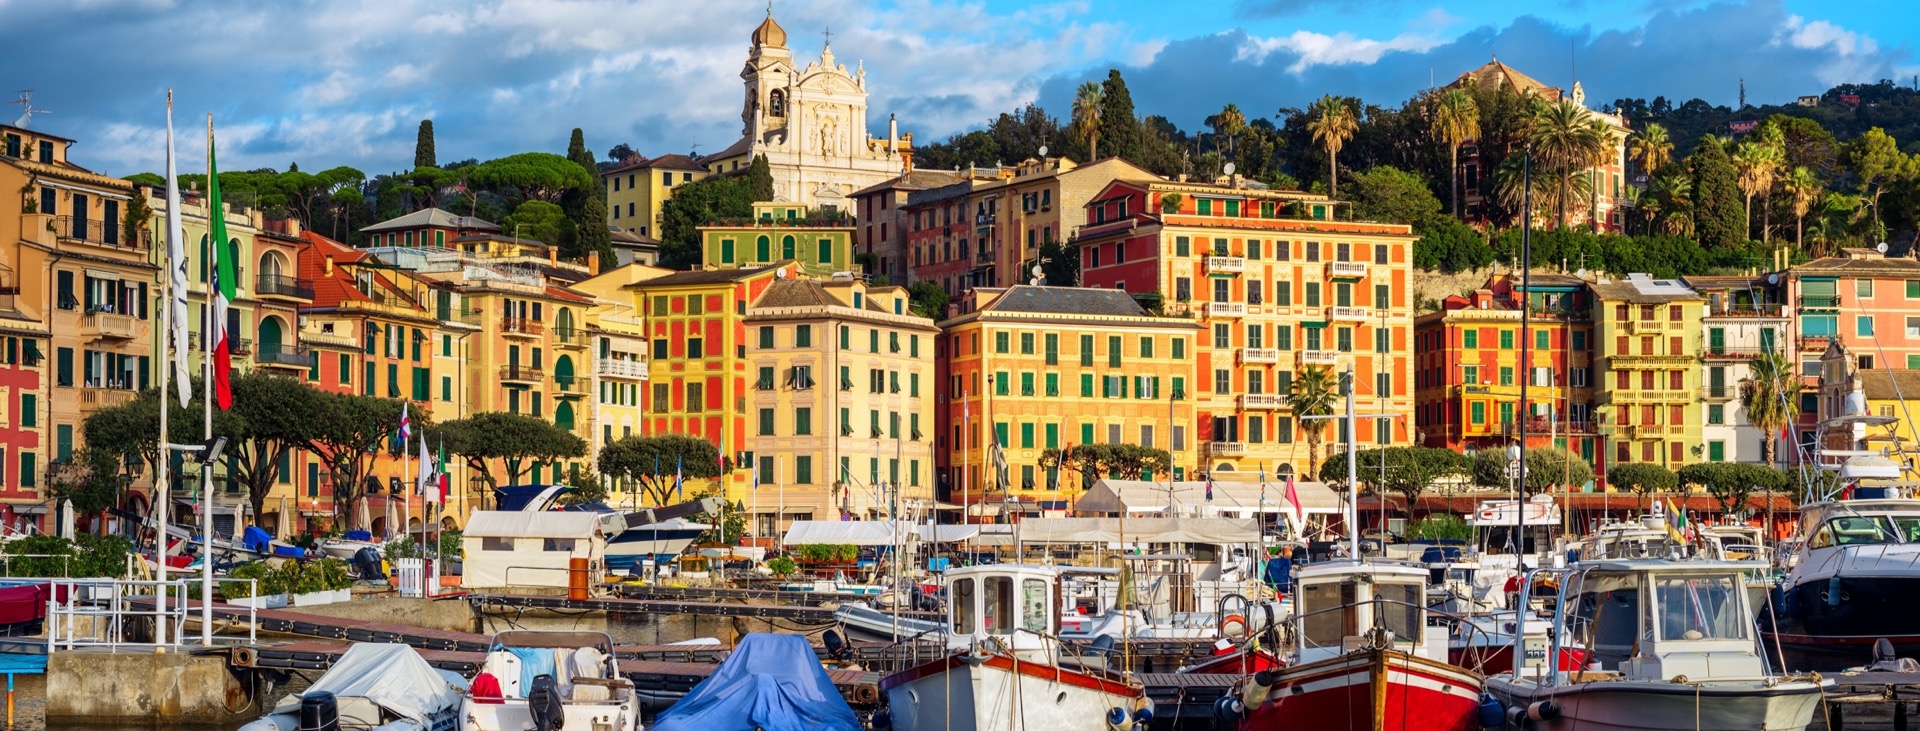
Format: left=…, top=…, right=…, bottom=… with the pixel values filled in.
left=701, top=201, right=855, bottom=277
left=603, top=154, right=708, bottom=240
left=742, top=276, right=938, bottom=536
left=1592, top=273, right=1705, bottom=473
left=1818, top=344, right=1920, bottom=467
left=938, top=286, right=1202, bottom=511
left=571, top=263, right=668, bottom=506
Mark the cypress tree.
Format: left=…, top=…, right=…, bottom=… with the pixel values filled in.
left=747, top=154, right=775, bottom=201
left=566, top=128, right=597, bottom=181
left=1688, top=136, right=1744, bottom=249
left=1098, top=70, right=1141, bottom=164
left=578, top=194, right=614, bottom=269
left=414, top=120, right=436, bottom=169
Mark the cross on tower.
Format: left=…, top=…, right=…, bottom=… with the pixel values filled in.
left=822, top=26, right=832, bottom=48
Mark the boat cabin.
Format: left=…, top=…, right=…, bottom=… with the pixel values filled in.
left=944, top=564, right=1060, bottom=656
left=1556, top=561, right=1764, bottom=683
left=1293, top=560, right=1446, bottom=665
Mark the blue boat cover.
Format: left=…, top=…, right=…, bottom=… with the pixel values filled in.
left=651, top=633, right=861, bottom=731
left=243, top=526, right=274, bottom=554
left=344, top=530, right=373, bottom=542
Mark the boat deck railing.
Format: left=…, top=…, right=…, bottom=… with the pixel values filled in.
left=45, top=577, right=258, bottom=652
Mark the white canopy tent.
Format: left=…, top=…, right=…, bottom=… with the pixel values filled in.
left=1077, top=479, right=1343, bottom=537
left=780, top=520, right=981, bottom=546
left=965, top=516, right=1262, bottom=546
left=460, top=511, right=605, bottom=590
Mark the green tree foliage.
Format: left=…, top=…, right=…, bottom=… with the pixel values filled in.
left=1676, top=462, right=1792, bottom=515
left=415, top=120, right=436, bottom=169
left=301, top=393, right=412, bottom=529
left=561, top=466, right=611, bottom=505
left=1607, top=463, right=1678, bottom=508
left=1071, top=81, right=1104, bottom=161
left=500, top=200, right=577, bottom=250
left=907, top=281, right=950, bottom=319
left=2, top=534, right=134, bottom=578
left=1286, top=366, right=1339, bottom=479
left=747, top=154, right=775, bottom=201
left=578, top=194, right=615, bottom=269
left=1307, top=95, right=1360, bottom=199
left=1847, top=127, right=1905, bottom=239
left=1097, top=70, right=1141, bottom=163
left=45, top=448, right=127, bottom=526
left=433, top=412, right=587, bottom=499
left=1412, top=218, right=1496, bottom=273
left=566, top=128, right=597, bottom=189
left=1741, top=351, right=1802, bottom=466
left=122, top=186, right=153, bottom=247
left=1039, top=443, right=1171, bottom=483
left=1407, top=514, right=1474, bottom=542
left=465, top=152, right=594, bottom=204
left=224, top=372, right=327, bottom=519
left=597, top=434, right=723, bottom=506
left=1469, top=446, right=1594, bottom=496
left=1342, top=165, right=1443, bottom=227
left=1315, top=447, right=1470, bottom=504
left=1687, top=136, right=1746, bottom=248
left=1038, top=232, right=1079, bottom=286
left=1429, top=89, right=1480, bottom=215
left=657, top=176, right=753, bottom=270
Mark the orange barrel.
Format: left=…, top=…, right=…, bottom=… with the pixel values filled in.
left=568, top=557, right=589, bottom=601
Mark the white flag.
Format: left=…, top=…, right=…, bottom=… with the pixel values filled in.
left=164, top=91, right=192, bottom=407
left=417, top=434, right=438, bottom=502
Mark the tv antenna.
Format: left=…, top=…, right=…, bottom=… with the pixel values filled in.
left=10, top=90, right=50, bottom=129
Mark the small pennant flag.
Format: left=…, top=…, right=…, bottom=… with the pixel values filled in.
left=675, top=456, right=684, bottom=498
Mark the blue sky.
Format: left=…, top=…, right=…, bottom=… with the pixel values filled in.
left=7, top=0, right=1916, bottom=178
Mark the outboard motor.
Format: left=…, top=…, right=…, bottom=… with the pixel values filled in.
left=527, top=674, right=564, bottom=731
left=823, top=629, right=850, bottom=662
left=352, top=547, right=385, bottom=582
left=298, top=691, right=340, bottom=731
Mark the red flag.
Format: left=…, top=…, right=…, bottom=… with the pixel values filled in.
left=1285, top=474, right=1302, bottom=521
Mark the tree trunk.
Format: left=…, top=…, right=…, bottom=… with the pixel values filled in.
left=1762, top=193, right=1772, bottom=243
left=1090, top=132, right=1098, bottom=162
left=1308, top=436, right=1322, bottom=481
left=1796, top=214, right=1805, bottom=254
left=1328, top=152, right=1338, bottom=200
left=1744, top=194, right=1753, bottom=241
left=1450, top=144, right=1460, bottom=217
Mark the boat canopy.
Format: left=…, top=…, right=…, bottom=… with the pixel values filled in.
left=973, top=516, right=1261, bottom=545
left=780, top=520, right=979, bottom=546
left=268, top=643, right=465, bottom=723
left=1077, top=479, right=1342, bottom=516
left=651, top=633, right=862, bottom=731
left=465, top=511, right=602, bottom=538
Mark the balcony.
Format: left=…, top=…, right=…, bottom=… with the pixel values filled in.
left=1625, top=424, right=1683, bottom=439
left=551, top=377, right=583, bottom=394
left=595, top=359, right=649, bottom=380
left=1327, top=261, right=1369, bottom=279
left=229, top=337, right=252, bottom=356
left=1608, top=388, right=1696, bottom=403
left=254, top=274, right=315, bottom=301
left=1328, top=306, right=1371, bottom=322
left=1205, top=256, right=1246, bottom=274
left=1300, top=350, right=1341, bottom=366
left=499, top=366, right=546, bottom=384
left=1240, top=393, right=1287, bottom=410
left=300, top=329, right=359, bottom=350
left=1797, top=295, right=1841, bottom=310
left=54, top=216, right=146, bottom=250
left=1206, top=302, right=1246, bottom=318
left=78, top=387, right=136, bottom=413
left=1797, top=335, right=1836, bottom=352
left=80, top=310, right=140, bottom=340
left=552, top=328, right=587, bottom=350
left=1208, top=441, right=1248, bottom=457
left=255, top=346, right=316, bottom=370
left=502, top=316, right=543, bottom=339
left=1707, top=302, right=1787, bottom=318
left=1622, top=319, right=1677, bottom=335
left=1239, top=347, right=1280, bottom=364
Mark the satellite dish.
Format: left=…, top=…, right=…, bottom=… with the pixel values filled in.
left=1878, top=242, right=1890, bottom=253
left=1038, top=145, right=1049, bottom=157
left=1767, top=273, right=1780, bottom=284
left=1223, top=162, right=1236, bottom=175
left=775, top=268, right=788, bottom=279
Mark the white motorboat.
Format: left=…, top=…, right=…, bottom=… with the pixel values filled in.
left=879, top=563, right=1149, bottom=731
left=238, top=643, right=463, bottom=731
left=1485, top=560, right=1828, bottom=731
left=833, top=601, right=945, bottom=642
left=462, top=630, right=642, bottom=731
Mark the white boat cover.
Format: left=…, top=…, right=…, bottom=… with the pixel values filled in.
left=970, top=516, right=1261, bottom=545
left=780, top=520, right=979, bottom=545
left=268, top=643, right=464, bottom=723
left=1076, top=479, right=1342, bottom=516
left=464, top=511, right=602, bottom=538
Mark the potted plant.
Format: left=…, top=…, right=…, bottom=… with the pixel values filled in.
left=313, top=558, right=354, bottom=603
left=289, top=561, right=334, bottom=606
left=225, top=561, right=285, bottom=609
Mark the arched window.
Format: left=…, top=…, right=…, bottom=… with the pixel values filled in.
left=554, top=354, right=576, bottom=390
left=756, top=235, right=771, bottom=261
left=258, top=316, right=284, bottom=358
left=554, top=401, right=575, bottom=431
left=781, top=235, right=796, bottom=260
left=555, top=308, right=576, bottom=341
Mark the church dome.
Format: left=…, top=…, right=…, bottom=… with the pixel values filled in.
left=752, top=14, right=787, bottom=48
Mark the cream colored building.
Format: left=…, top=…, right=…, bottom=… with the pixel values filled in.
left=701, top=11, right=913, bottom=213
left=742, top=276, right=937, bottom=537
left=571, top=264, right=668, bottom=506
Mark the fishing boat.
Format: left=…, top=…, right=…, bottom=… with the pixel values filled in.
left=238, top=643, right=463, bottom=731
left=1484, top=560, right=1826, bottom=731
left=878, top=563, right=1149, bottom=731
left=462, top=630, right=641, bottom=731
left=1224, top=559, right=1485, bottom=731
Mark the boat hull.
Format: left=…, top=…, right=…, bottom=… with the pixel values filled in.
left=1238, top=648, right=1482, bottom=731
left=1484, top=676, right=1825, bottom=731
left=882, top=653, right=1144, bottom=731
left=1770, top=575, right=1920, bottom=670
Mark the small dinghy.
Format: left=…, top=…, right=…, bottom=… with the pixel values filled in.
left=237, top=643, right=464, bottom=731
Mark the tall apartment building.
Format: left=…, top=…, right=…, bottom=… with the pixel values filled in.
left=1073, top=178, right=1416, bottom=480
left=603, top=154, right=708, bottom=240
left=851, top=170, right=960, bottom=284
left=1592, top=274, right=1705, bottom=473
left=937, top=286, right=1201, bottom=512
left=1784, top=249, right=1920, bottom=461
left=742, top=277, right=937, bottom=535
left=1683, top=275, right=1791, bottom=464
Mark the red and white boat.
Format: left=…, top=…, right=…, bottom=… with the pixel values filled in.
left=1227, top=560, right=1485, bottom=731
left=880, top=563, right=1149, bottom=731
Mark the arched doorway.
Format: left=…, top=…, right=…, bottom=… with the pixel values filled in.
left=258, top=316, right=285, bottom=359
left=554, top=401, right=575, bottom=431
left=554, top=354, right=576, bottom=390
left=555, top=308, right=576, bottom=342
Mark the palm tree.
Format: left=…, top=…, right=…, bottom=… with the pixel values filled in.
left=1528, top=99, right=1610, bottom=229
left=1214, top=103, right=1246, bottom=159
left=1629, top=123, right=1674, bottom=177
left=1782, top=166, right=1822, bottom=251
left=1429, top=89, right=1480, bottom=217
left=1733, top=140, right=1784, bottom=242
left=1648, top=170, right=1694, bottom=237
left=1288, top=365, right=1338, bottom=480
left=1754, top=123, right=1786, bottom=242
left=1741, top=350, right=1802, bottom=467
left=1072, top=81, right=1104, bottom=161
left=1307, top=95, right=1359, bottom=199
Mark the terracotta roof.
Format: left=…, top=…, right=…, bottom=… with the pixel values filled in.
left=1683, top=274, right=1772, bottom=290
left=295, top=230, right=425, bottom=312
left=904, top=181, right=978, bottom=208
left=1589, top=276, right=1704, bottom=304
left=751, top=278, right=832, bottom=309
left=851, top=170, right=963, bottom=197
left=360, top=207, right=500, bottom=234
left=544, top=285, right=595, bottom=304
left=626, top=264, right=783, bottom=289
left=702, top=136, right=753, bottom=164
left=1856, top=370, right=1920, bottom=401
left=610, top=228, right=659, bottom=245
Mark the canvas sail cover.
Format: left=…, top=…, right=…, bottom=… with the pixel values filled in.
left=650, top=633, right=860, bottom=731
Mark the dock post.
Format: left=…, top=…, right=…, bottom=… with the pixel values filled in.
left=6, top=672, right=12, bottom=729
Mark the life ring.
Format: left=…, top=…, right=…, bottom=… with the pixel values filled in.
left=1219, top=613, right=1248, bottom=638
left=854, top=684, right=880, bottom=704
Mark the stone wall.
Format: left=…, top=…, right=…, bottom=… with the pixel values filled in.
left=46, top=653, right=247, bottom=726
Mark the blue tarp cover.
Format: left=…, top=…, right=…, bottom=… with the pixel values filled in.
left=651, top=633, right=861, bottom=731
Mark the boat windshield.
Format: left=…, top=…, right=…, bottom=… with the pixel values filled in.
left=1020, top=578, right=1050, bottom=633
left=1653, top=575, right=1747, bottom=641
left=1377, top=581, right=1423, bottom=644
left=1809, top=516, right=1903, bottom=548
left=952, top=577, right=976, bottom=634
left=1299, top=581, right=1356, bottom=650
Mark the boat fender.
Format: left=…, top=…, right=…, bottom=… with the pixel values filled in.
left=1526, top=701, right=1560, bottom=722
left=1827, top=576, right=1844, bottom=606
left=854, top=684, right=880, bottom=704
left=871, top=710, right=892, bottom=730
left=1132, top=707, right=1154, bottom=726
left=298, top=691, right=340, bottom=731
left=1476, top=694, right=1505, bottom=728
left=1105, top=707, right=1134, bottom=731
left=1506, top=706, right=1531, bottom=727
left=1213, top=696, right=1245, bottom=722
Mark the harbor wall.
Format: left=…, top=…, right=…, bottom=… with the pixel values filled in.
left=282, top=595, right=480, bottom=633
left=45, top=652, right=247, bottom=726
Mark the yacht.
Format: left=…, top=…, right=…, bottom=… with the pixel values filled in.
left=1771, top=496, right=1920, bottom=670
left=1485, top=560, right=1826, bottom=731
left=496, top=485, right=719, bottom=572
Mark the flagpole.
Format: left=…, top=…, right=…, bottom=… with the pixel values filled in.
left=154, top=89, right=176, bottom=647
left=200, top=112, right=215, bottom=646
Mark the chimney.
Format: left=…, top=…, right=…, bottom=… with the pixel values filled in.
left=324, top=255, right=335, bottom=277
left=888, top=114, right=898, bottom=155
left=548, top=247, right=558, bottom=265
left=588, top=250, right=601, bottom=273
left=287, top=217, right=302, bottom=237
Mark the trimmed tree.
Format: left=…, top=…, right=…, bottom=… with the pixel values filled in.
left=435, top=412, right=588, bottom=501
left=225, top=372, right=326, bottom=520
left=1687, top=136, right=1745, bottom=249
left=597, top=434, right=724, bottom=507
left=1040, top=443, right=1172, bottom=485
left=1097, top=70, right=1141, bottom=163
left=301, top=393, right=411, bottom=530
left=747, top=154, right=775, bottom=201
left=1607, top=463, right=1678, bottom=510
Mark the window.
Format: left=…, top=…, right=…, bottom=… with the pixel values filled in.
left=1707, top=404, right=1725, bottom=425
left=795, top=456, right=813, bottom=484
left=759, top=326, right=774, bottom=349
left=1172, top=338, right=1186, bottom=359
left=1858, top=316, right=1875, bottom=337
left=795, top=325, right=812, bottom=347
left=1213, top=324, right=1231, bottom=349
left=794, top=408, right=812, bottom=436
left=1248, top=280, right=1264, bottom=305
left=1463, top=330, right=1478, bottom=348
left=1080, top=335, right=1094, bottom=366
left=1471, top=402, right=1485, bottom=424
left=1019, top=332, right=1034, bottom=355
left=1108, top=336, right=1122, bottom=367
left=758, top=408, right=775, bottom=435
left=995, top=332, right=1010, bottom=353
left=1305, top=282, right=1320, bottom=307
left=1858, top=279, right=1875, bottom=298
left=1214, top=368, right=1232, bottom=394
left=1044, top=334, right=1058, bottom=365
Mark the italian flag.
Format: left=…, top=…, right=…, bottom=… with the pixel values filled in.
left=206, top=122, right=235, bottom=410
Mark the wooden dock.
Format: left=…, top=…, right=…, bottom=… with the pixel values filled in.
left=472, top=592, right=943, bottom=624
left=1823, top=668, right=1920, bottom=731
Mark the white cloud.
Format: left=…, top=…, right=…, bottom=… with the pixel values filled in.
left=1773, top=13, right=1886, bottom=85
left=1238, top=29, right=1445, bottom=73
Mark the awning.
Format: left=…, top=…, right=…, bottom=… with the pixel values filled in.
left=981, top=516, right=1261, bottom=545
left=782, top=520, right=900, bottom=546
left=84, top=268, right=121, bottom=280
left=1076, top=479, right=1341, bottom=515
left=463, top=510, right=600, bottom=538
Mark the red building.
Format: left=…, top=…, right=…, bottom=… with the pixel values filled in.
left=0, top=326, right=45, bottom=532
